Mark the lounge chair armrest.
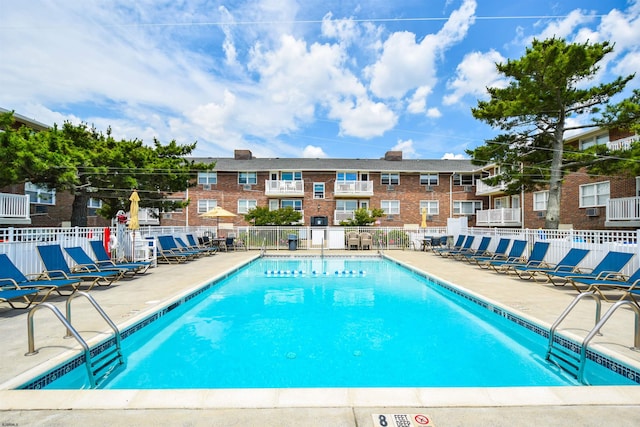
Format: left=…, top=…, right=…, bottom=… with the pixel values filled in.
left=594, top=270, right=620, bottom=280
left=0, top=278, right=20, bottom=287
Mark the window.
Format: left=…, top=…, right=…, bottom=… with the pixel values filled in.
left=580, top=133, right=609, bottom=150
left=281, top=199, right=302, bottom=211
left=533, top=191, right=548, bottom=211
left=381, top=173, right=399, bottom=185
left=453, top=200, right=482, bottom=215
left=25, top=182, right=56, bottom=205
left=313, top=183, right=325, bottom=199
left=580, top=181, right=610, bottom=207
left=381, top=200, right=400, bottom=215
left=197, top=199, right=217, bottom=213
left=336, top=200, right=358, bottom=211
left=453, top=174, right=481, bottom=186
left=87, top=198, right=102, bottom=209
left=419, top=200, right=439, bottom=215
left=197, top=172, right=217, bottom=185
left=237, top=199, right=257, bottom=214
left=281, top=171, right=302, bottom=181
left=420, top=174, right=439, bottom=186
left=336, top=172, right=358, bottom=181
left=238, top=172, right=257, bottom=185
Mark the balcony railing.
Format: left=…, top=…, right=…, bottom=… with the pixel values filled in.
left=264, top=180, right=305, bottom=196
left=334, top=181, right=373, bottom=197
left=0, top=193, right=31, bottom=224
left=607, top=197, right=640, bottom=222
left=476, top=208, right=521, bottom=227
left=334, top=210, right=355, bottom=225
left=475, top=179, right=508, bottom=196
left=607, top=135, right=639, bottom=151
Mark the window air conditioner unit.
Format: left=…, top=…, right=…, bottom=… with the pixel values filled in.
left=386, top=215, right=394, bottom=220
left=463, top=185, right=473, bottom=193
left=202, top=184, right=211, bottom=190
left=536, top=211, right=546, bottom=218
left=162, top=213, right=172, bottom=219
left=586, top=208, right=600, bottom=217
left=425, top=185, right=434, bottom=192
left=243, top=184, right=252, bottom=191
left=386, top=184, right=395, bottom=191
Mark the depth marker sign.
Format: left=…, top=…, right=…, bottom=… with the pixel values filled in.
left=372, top=413, right=434, bottom=426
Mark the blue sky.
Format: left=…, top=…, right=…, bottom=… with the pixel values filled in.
left=1, top=0, right=638, bottom=160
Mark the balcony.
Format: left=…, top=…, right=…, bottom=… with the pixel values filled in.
left=0, top=193, right=31, bottom=225
left=475, top=179, right=508, bottom=196
left=476, top=208, right=521, bottom=227
left=607, top=134, right=639, bottom=151
left=334, top=181, right=373, bottom=197
left=605, top=196, right=640, bottom=227
left=264, top=180, right=305, bottom=197
left=334, top=210, right=355, bottom=225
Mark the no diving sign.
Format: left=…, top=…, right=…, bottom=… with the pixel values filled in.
left=372, top=413, right=434, bottom=427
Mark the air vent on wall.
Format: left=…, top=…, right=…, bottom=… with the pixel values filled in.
left=463, top=185, right=473, bottom=193
left=386, top=185, right=395, bottom=191
left=586, top=208, right=600, bottom=217
left=243, top=184, right=252, bottom=191
left=202, top=184, right=211, bottom=190
left=425, top=185, right=434, bottom=192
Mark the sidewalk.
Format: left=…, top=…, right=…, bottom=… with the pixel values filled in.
left=1, top=249, right=639, bottom=426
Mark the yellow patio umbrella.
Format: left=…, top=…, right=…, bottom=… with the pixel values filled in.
left=128, top=190, right=140, bottom=231
left=420, top=207, right=427, bottom=229
left=199, top=206, right=237, bottom=236
left=129, top=190, right=140, bottom=261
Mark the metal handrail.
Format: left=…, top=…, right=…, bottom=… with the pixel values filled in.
left=547, top=291, right=602, bottom=355
left=260, top=237, right=266, bottom=256
left=579, top=300, right=640, bottom=383
left=65, top=291, right=121, bottom=351
left=25, top=302, right=96, bottom=388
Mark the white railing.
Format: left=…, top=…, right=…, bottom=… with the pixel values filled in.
left=334, top=181, right=374, bottom=196
left=0, top=193, right=30, bottom=221
left=334, top=210, right=355, bottom=224
left=607, top=196, right=640, bottom=222
left=475, top=180, right=508, bottom=196
left=264, top=180, right=305, bottom=196
left=607, top=134, right=639, bottom=151
left=476, top=208, right=521, bottom=226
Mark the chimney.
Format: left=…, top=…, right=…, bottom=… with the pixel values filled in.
left=384, top=151, right=402, bottom=161
left=234, top=149, right=252, bottom=160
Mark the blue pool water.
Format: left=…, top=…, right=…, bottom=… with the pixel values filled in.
left=42, top=257, right=637, bottom=389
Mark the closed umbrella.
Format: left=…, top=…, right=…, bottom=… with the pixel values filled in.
left=420, top=207, right=427, bottom=229
left=199, top=206, right=236, bottom=236
left=129, top=190, right=140, bottom=260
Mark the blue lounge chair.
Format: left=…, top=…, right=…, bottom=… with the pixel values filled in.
left=0, top=287, right=39, bottom=309
left=541, top=251, right=635, bottom=290
left=572, top=267, right=640, bottom=304
left=156, top=236, right=197, bottom=263
left=89, top=240, right=151, bottom=273
left=186, top=234, right=218, bottom=254
left=440, top=235, right=475, bottom=258
left=433, top=234, right=466, bottom=256
left=37, top=244, right=120, bottom=291
left=477, top=240, right=528, bottom=269
left=175, top=237, right=215, bottom=256
left=486, top=241, right=550, bottom=273
left=463, top=238, right=511, bottom=265
left=512, top=248, right=590, bottom=281
left=0, top=253, right=82, bottom=302
left=64, top=246, right=136, bottom=278
left=453, top=236, right=492, bottom=260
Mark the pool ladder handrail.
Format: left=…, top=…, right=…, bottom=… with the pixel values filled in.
left=25, top=291, right=125, bottom=388
left=546, top=291, right=640, bottom=384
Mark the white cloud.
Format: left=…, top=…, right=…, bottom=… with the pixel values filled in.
left=442, top=152, right=467, bottom=159
left=302, top=145, right=328, bottom=158
left=443, top=49, right=507, bottom=106
left=366, top=0, right=477, bottom=99
left=329, top=97, right=397, bottom=138
left=392, top=139, right=417, bottom=158
left=531, top=9, right=595, bottom=42
left=407, top=86, right=432, bottom=114
left=426, top=108, right=442, bottom=118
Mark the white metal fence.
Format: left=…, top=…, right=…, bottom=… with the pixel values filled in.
left=1, top=225, right=638, bottom=278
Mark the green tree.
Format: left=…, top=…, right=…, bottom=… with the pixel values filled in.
left=339, top=207, right=385, bottom=226
left=0, top=112, right=214, bottom=226
left=244, top=206, right=303, bottom=225
left=468, top=38, right=633, bottom=229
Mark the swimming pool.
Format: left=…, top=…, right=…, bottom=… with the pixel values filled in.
left=27, top=256, right=640, bottom=389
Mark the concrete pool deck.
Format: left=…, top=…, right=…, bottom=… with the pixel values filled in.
left=1, top=249, right=640, bottom=426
